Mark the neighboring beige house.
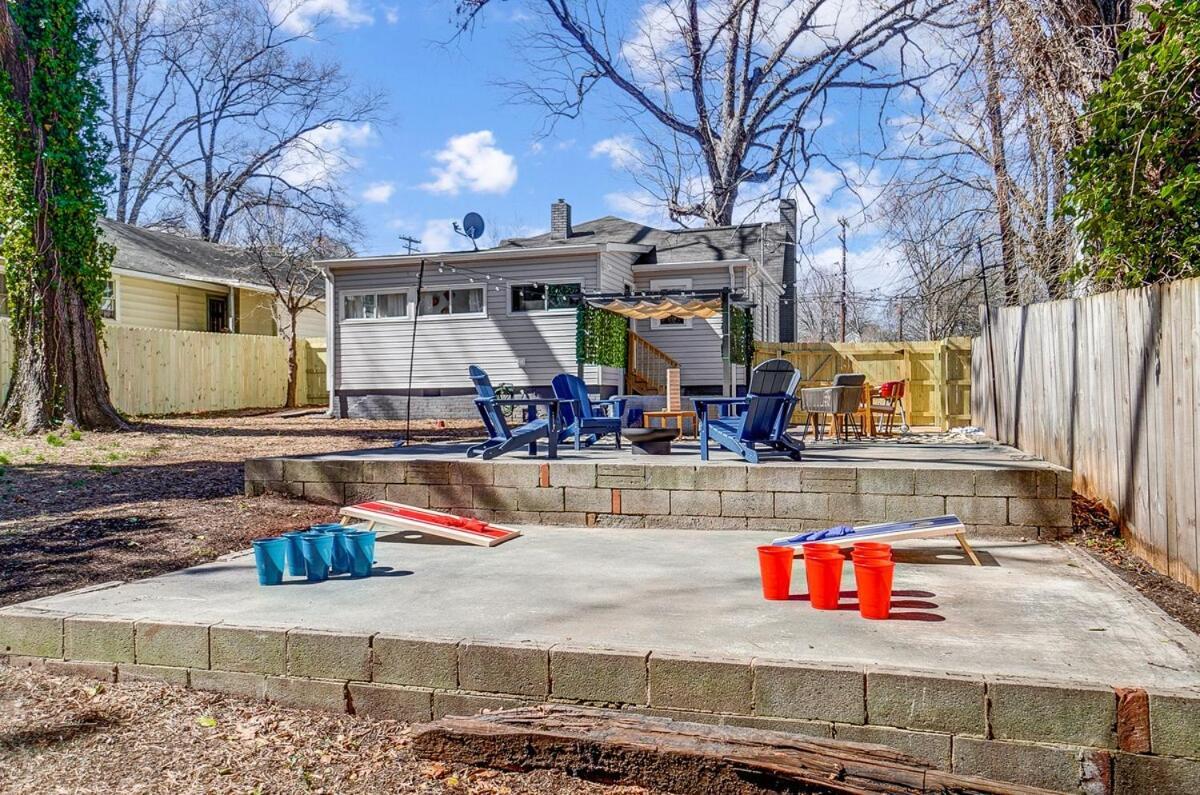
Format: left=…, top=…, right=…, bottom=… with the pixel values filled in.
left=1, top=218, right=325, bottom=339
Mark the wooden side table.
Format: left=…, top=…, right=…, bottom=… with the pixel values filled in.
left=643, top=410, right=699, bottom=439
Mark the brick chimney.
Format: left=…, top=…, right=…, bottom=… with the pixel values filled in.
left=779, top=198, right=798, bottom=342
left=550, top=198, right=572, bottom=239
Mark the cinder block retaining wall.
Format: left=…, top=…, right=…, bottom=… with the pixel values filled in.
left=245, top=457, right=1074, bottom=540
left=2, top=610, right=1197, bottom=793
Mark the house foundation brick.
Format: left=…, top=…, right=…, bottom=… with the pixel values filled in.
left=666, top=515, right=748, bottom=530
left=385, top=484, right=430, bottom=507
left=721, top=491, right=773, bottom=518
left=513, top=487, right=563, bottom=512
left=404, top=461, right=451, bottom=484
left=434, top=691, right=530, bottom=718
left=1115, top=686, right=1150, bottom=753
left=190, top=669, right=267, bottom=700
left=858, top=469, right=914, bottom=495
left=46, top=660, right=118, bottom=682
left=945, top=496, right=1007, bottom=526
left=348, top=682, right=433, bottom=721
left=372, top=635, right=459, bottom=689
left=883, top=495, right=946, bottom=521
left=459, top=641, right=548, bottom=697
left=619, top=489, right=669, bottom=515
left=119, top=663, right=189, bottom=686
left=951, top=736, right=1085, bottom=794
left=745, top=468, right=803, bottom=493
left=448, top=461, right=494, bottom=485
left=1113, top=751, right=1200, bottom=795
left=286, top=629, right=371, bottom=681
left=803, top=466, right=856, bottom=481
left=866, top=669, right=985, bottom=735
left=344, top=482, right=387, bottom=503
left=428, top=484, right=474, bottom=509
left=302, top=481, right=345, bottom=504
left=753, top=660, right=865, bottom=724
left=210, top=625, right=287, bottom=675
left=649, top=653, right=752, bottom=714
left=591, top=513, right=645, bottom=528
left=537, top=511, right=588, bottom=526
left=135, top=620, right=209, bottom=669
left=801, top=478, right=856, bottom=493
left=989, top=678, right=1116, bottom=748
left=550, top=646, right=648, bottom=705
left=1149, top=690, right=1200, bottom=758
left=834, top=724, right=952, bottom=769
left=596, top=473, right=645, bottom=489
left=471, top=486, right=519, bottom=510
left=64, top=616, right=135, bottom=663
left=774, top=492, right=830, bottom=519
left=974, top=469, right=1038, bottom=497
left=284, top=459, right=361, bottom=484
left=669, top=490, right=721, bottom=516
left=828, top=493, right=886, bottom=523
left=914, top=470, right=975, bottom=497
left=0, top=609, right=65, bottom=658
left=266, top=676, right=348, bottom=712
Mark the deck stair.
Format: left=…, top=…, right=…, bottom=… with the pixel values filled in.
left=626, top=331, right=678, bottom=395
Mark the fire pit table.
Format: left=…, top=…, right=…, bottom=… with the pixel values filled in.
left=621, top=427, right=681, bottom=455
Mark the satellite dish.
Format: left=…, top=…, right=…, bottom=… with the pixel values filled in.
left=462, top=212, right=486, bottom=240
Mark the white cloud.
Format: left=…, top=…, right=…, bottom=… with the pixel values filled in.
left=273, top=122, right=373, bottom=188
left=418, top=219, right=470, bottom=254
left=361, top=181, right=395, bottom=203
left=590, top=135, right=642, bottom=170
left=383, top=5, right=400, bottom=24
left=270, top=0, right=372, bottom=34
left=420, top=130, right=518, bottom=196
left=604, top=190, right=671, bottom=227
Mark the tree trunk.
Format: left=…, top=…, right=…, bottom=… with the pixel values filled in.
left=979, top=0, right=1019, bottom=305
left=285, top=314, right=299, bottom=408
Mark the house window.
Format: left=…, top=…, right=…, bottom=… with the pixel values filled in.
left=418, top=286, right=485, bottom=317
left=509, top=281, right=581, bottom=313
left=342, top=290, right=410, bottom=321
left=99, top=279, right=116, bottom=320
left=650, top=277, right=693, bottom=329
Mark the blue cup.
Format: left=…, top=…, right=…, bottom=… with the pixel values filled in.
left=252, top=537, right=288, bottom=586
left=300, top=534, right=334, bottom=582
left=326, top=527, right=350, bottom=575
left=345, top=531, right=376, bottom=578
left=310, top=523, right=342, bottom=532
left=282, top=531, right=307, bottom=577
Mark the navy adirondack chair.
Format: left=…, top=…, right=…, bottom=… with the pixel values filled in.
left=551, top=373, right=627, bottom=450
left=694, top=359, right=804, bottom=463
left=466, top=365, right=554, bottom=459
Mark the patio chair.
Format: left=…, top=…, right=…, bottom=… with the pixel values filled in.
left=802, top=373, right=867, bottom=442
left=466, top=365, right=555, bottom=460
left=551, top=373, right=626, bottom=450
left=870, top=379, right=909, bottom=435
left=694, top=358, right=804, bottom=463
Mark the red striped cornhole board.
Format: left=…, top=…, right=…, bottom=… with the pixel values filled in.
left=338, top=501, right=522, bottom=547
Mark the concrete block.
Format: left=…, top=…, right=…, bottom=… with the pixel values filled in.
left=951, top=737, right=1084, bottom=794
left=669, top=490, right=722, bottom=516
left=1036, top=470, right=1059, bottom=499
left=622, top=705, right=723, bottom=726
left=914, top=470, right=975, bottom=497
left=620, top=489, right=670, bottom=515
left=548, top=463, right=596, bottom=488
left=492, top=510, right=543, bottom=525
left=597, top=473, right=646, bottom=489
left=0, top=609, right=65, bottom=658
left=591, top=513, right=645, bottom=528
left=721, top=491, right=774, bottom=518
left=284, top=459, right=361, bottom=484
left=857, top=469, right=914, bottom=495
left=802, top=466, right=857, bottom=481
left=285, top=480, right=306, bottom=499
left=372, top=635, right=459, bottom=689
left=550, top=645, right=648, bottom=705
left=459, top=641, right=548, bottom=697
left=2, top=655, right=48, bottom=672
left=492, top=463, right=542, bottom=487
left=448, top=461, right=494, bottom=485
left=753, top=660, right=865, bottom=724
left=385, top=484, right=430, bottom=507
left=695, top=466, right=747, bottom=492
left=974, top=469, right=1038, bottom=497
left=45, top=659, right=117, bottom=682
left=514, top=487, right=564, bottom=512
left=884, top=495, right=946, bottom=521
left=945, top=496, right=1007, bottom=526
left=404, top=461, right=451, bottom=485
left=984, top=682, right=1113, bottom=749
left=266, top=676, right=348, bottom=712
left=773, top=492, right=831, bottom=519
left=723, top=715, right=833, bottom=737
left=135, top=621, right=209, bottom=669
left=471, top=486, right=519, bottom=511
left=1114, top=752, right=1200, bottom=795
left=801, top=478, right=856, bottom=494
left=190, top=669, right=267, bottom=700
left=538, top=511, right=588, bottom=526
left=303, top=480, right=345, bottom=504
left=434, top=691, right=530, bottom=718
left=835, top=724, right=951, bottom=769
left=348, top=682, right=432, bottom=721
left=745, top=467, right=804, bottom=493
left=564, top=487, right=612, bottom=513
left=245, top=480, right=267, bottom=496
left=119, top=663, right=189, bottom=686
left=1057, top=470, right=1074, bottom=499
left=344, top=482, right=387, bottom=504
left=244, top=458, right=283, bottom=482
left=361, top=460, right=408, bottom=483
left=660, top=515, right=747, bottom=530
left=649, top=653, right=752, bottom=714
left=866, top=669, right=985, bottom=735
left=64, top=617, right=135, bottom=663
left=645, top=466, right=696, bottom=491
left=1150, top=690, right=1200, bottom=759
left=287, top=629, right=371, bottom=681
left=828, top=493, right=886, bottom=523
left=210, top=625, right=286, bottom=675
left=1008, top=497, right=1072, bottom=527
left=427, top=484, right=474, bottom=510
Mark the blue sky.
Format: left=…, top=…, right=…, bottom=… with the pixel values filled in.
left=299, top=1, right=905, bottom=294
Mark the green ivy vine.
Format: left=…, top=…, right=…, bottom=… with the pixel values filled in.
left=575, top=303, right=627, bottom=368
left=728, top=305, right=754, bottom=366
left=0, top=0, right=114, bottom=329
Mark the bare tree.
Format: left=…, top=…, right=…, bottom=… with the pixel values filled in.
left=458, top=0, right=953, bottom=227
left=793, top=265, right=879, bottom=342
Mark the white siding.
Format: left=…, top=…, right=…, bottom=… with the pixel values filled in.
left=597, top=250, right=641, bottom=388
left=332, top=255, right=602, bottom=391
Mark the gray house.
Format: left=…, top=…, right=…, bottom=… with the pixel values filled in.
left=319, top=199, right=797, bottom=419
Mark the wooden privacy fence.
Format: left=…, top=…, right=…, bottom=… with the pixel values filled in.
left=973, top=277, right=1200, bottom=590
left=752, top=338, right=972, bottom=430
left=0, top=323, right=327, bottom=416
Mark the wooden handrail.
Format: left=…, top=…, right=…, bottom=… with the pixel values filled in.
left=626, top=331, right=679, bottom=395
left=628, top=331, right=679, bottom=370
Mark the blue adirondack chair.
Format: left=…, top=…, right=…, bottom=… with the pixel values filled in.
left=551, top=373, right=627, bottom=450
left=466, top=365, right=555, bottom=459
left=694, top=358, right=804, bottom=463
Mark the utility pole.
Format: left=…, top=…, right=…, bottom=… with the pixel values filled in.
left=398, top=234, right=421, bottom=254
left=838, top=217, right=848, bottom=343
left=897, top=302, right=905, bottom=342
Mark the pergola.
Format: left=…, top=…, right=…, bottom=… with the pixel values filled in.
left=574, top=288, right=756, bottom=395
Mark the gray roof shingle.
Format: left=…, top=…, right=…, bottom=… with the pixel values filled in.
left=99, top=218, right=266, bottom=290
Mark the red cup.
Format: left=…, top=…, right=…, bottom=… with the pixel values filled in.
left=757, top=546, right=794, bottom=600
left=804, top=554, right=844, bottom=610
left=854, top=559, right=895, bottom=619
left=801, top=542, right=841, bottom=557
left=852, top=542, right=892, bottom=554
left=851, top=548, right=892, bottom=562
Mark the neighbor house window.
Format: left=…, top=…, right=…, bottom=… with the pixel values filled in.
left=342, top=290, right=410, bottom=321
left=650, top=278, right=693, bottom=329
left=509, top=281, right=581, bottom=313
left=99, top=279, right=116, bottom=320
left=418, top=286, right=485, bottom=317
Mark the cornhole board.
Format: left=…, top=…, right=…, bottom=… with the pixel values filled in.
left=773, top=514, right=980, bottom=565
left=338, top=501, right=521, bottom=547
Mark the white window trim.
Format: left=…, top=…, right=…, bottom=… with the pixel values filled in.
left=339, top=287, right=414, bottom=324
left=100, top=277, right=120, bottom=323
left=649, top=277, right=693, bottom=329
left=417, top=283, right=488, bottom=320
left=506, top=279, right=584, bottom=315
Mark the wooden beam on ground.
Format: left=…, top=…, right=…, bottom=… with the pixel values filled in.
left=411, top=705, right=1058, bottom=795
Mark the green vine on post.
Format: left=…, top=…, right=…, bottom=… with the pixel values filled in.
left=728, top=305, right=754, bottom=366
left=576, top=303, right=627, bottom=369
